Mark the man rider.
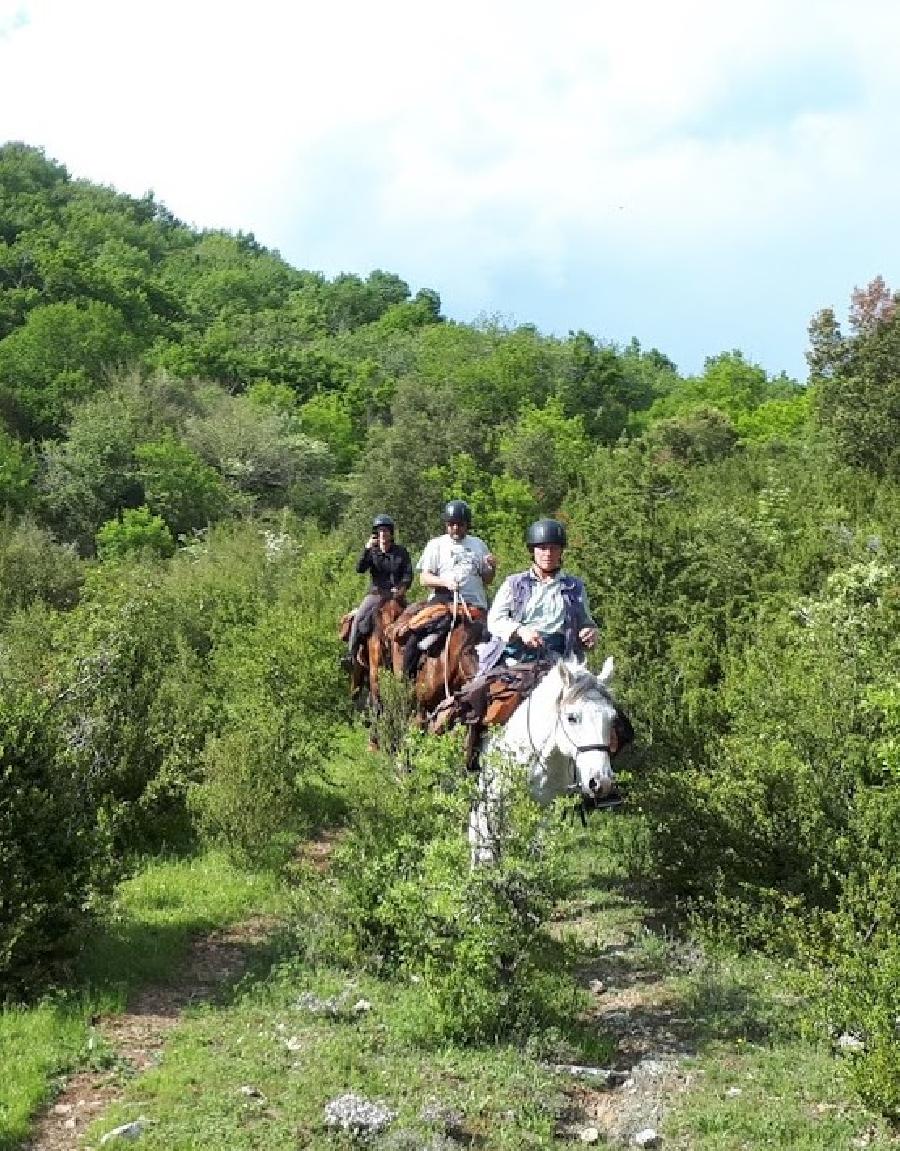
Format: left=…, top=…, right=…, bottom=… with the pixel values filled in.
left=396, top=500, right=496, bottom=679
left=416, top=499, right=496, bottom=608
left=480, top=518, right=596, bottom=671
left=343, top=514, right=413, bottom=671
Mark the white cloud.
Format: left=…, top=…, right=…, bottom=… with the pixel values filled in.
left=3, top=0, right=900, bottom=374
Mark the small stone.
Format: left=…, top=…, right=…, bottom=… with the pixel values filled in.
left=99, top=1117, right=151, bottom=1143
left=352, top=998, right=372, bottom=1014
left=324, top=1093, right=396, bottom=1137
left=581, top=1127, right=601, bottom=1143
left=633, top=1129, right=660, bottom=1148
left=52, top=1103, right=73, bottom=1115
left=239, top=1085, right=264, bottom=1098
left=284, top=1036, right=303, bottom=1051
left=838, top=1032, right=865, bottom=1051
left=589, top=979, right=606, bottom=994
left=64, top=1118, right=77, bottom=1130
left=726, top=1086, right=742, bottom=1097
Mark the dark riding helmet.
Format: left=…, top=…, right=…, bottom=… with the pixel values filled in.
left=371, top=513, right=395, bottom=532
left=442, top=499, right=472, bottom=526
left=526, top=518, right=567, bottom=548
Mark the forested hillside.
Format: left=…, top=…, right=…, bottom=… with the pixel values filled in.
left=1, top=142, right=897, bottom=1124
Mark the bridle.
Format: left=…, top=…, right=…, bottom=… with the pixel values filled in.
left=524, top=688, right=614, bottom=791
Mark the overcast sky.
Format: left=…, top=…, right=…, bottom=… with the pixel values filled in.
left=2, top=0, right=899, bottom=380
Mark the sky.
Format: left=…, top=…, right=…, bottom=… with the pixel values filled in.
left=2, top=0, right=900, bottom=382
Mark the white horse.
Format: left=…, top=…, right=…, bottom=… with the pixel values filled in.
left=469, top=656, right=620, bottom=865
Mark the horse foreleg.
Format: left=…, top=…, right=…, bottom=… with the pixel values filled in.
left=469, top=770, right=501, bottom=867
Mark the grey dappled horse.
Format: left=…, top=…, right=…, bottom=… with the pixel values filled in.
left=469, top=657, right=619, bottom=866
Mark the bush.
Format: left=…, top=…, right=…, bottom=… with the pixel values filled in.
left=0, top=676, right=112, bottom=992
left=185, top=527, right=349, bottom=861
left=96, top=506, right=175, bottom=559
left=0, top=515, right=82, bottom=622
left=326, top=733, right=579, bottom=1043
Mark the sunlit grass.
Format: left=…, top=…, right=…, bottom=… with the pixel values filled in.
left=0, top=851, right=288, bottom=1150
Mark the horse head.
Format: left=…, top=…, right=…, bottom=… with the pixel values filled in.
left=539, top=656, right=618, bottom=804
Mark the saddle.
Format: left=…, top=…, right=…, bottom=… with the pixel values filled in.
left=429, top=658, right=636, bottom=773
left=387, top=600, right=488, bottom=680
left=387, top=600, right=486, bottom=645
left=430, top=660, right=552, bottom=734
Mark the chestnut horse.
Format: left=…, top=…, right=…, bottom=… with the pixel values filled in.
left=348, top=596, right=406, bottom=710
left=389, top=606, right=486, bottom=722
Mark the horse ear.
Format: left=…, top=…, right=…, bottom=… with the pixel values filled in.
left=558, top=659, right=575, bottom=690
left=597, top=655, right=614, bottom=684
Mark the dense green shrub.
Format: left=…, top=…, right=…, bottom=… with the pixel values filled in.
left=189, top=558, right=347, bottom=862
left=0, top=515, right=82, bottom=621
left=326, top=733, right=580, bottom=1043
left=96, top=506, right=175, bottom=559
left=0, top=675, right=112, bottom=992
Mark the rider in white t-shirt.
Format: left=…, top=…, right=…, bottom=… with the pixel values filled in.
left=416, top=499, right=496, bottom=608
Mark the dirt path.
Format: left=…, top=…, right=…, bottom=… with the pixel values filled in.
left=24, top=915, right=277, bottom=1151
left=23, top=832, right=344, bottom=1151
left=576, top=945, right=695, bottom=1146
left=549, top=897, right=698, bottom=1147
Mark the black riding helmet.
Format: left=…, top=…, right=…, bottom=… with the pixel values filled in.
left=526, top=518, right=567, bottom=548
left=371, top=513, right=395, bottom=532
left=442, top=499, right=472, bottom=526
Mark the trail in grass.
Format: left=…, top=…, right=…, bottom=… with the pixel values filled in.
left=23, top=915, right=277, bottom=1151
left=21, top=829, right=351, bottom=1151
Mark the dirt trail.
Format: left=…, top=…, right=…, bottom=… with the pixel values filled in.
left=550, top=900, right=698, bottom=1147
left=24, top=831, right=344, bottom=1150
left=24, top=915, right=276, bottom=1151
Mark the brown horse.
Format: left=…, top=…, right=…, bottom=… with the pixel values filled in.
left=344, top=596, right=406, bottom=710
left=388, top=604, right=486, bottom=722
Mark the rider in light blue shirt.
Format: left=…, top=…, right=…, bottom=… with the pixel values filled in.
left=482, top=518, right=597, bottom=670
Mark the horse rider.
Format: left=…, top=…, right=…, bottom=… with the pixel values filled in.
left=395, top=499, right=496, bottom=678
left=417, top=499, right=496, bottom=609
left=478, top=518, right=597, bottom=673
left=343, top=513, right=413, bottom=671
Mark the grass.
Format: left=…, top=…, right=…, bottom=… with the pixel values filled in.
left=0, top=850, right=289, bottom=1150
left=83, top=965, right=583, bottom=1150
left=663, top=952, right=898, bottom=1149
left=4, top=739, right=897, bottom=1150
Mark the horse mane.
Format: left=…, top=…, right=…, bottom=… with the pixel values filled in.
left=550, top=659, right=616, bottom=707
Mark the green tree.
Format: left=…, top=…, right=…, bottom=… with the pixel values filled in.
left=812, top=278, right=900, bottom=478
left=96, top=506, right=175, bottom=559
left=498, top=398, right=589, bottom=510
left=0, top=427, right=34, bottom=510
left=0, top=300, right=132, bottom=437
left=135, top=432, right=229, bottom=537
left=39, top=388, right=143, bottom=549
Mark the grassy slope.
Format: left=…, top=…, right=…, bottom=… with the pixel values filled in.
left=0, top=853, right=288, bottom=1150
left=4, top=731, right=896, bottom=1150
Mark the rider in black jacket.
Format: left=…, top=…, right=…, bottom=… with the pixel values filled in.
left=343, top=514, right=413, bottom=670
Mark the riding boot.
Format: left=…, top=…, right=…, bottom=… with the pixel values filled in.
left=341, top=639, right=360, bottom=673
left=402, top=635, right=421, bottom=679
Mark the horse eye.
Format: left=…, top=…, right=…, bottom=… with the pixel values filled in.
left=566, top=712, right=582, bottom=724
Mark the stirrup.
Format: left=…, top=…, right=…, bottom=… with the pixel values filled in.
left=594, top=788, right=625, bottom=811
